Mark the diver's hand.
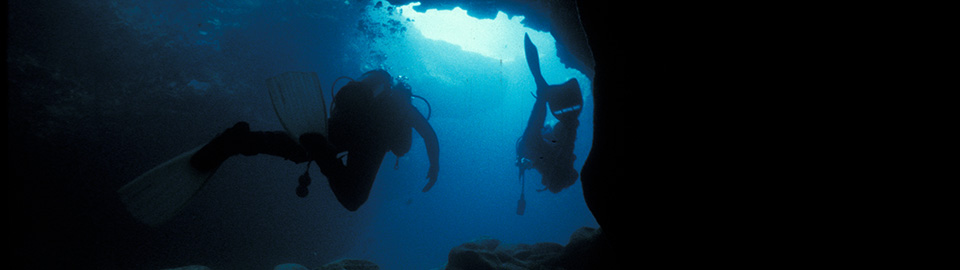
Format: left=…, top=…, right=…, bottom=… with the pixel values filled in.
left=422, top=164, right=439, bottom=192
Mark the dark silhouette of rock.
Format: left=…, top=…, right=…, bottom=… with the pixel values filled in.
left=557, top=227, right=612, bottom=269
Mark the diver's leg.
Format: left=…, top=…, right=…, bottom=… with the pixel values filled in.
left=518, top=98, right=549, bottom=159
left=191, top=122, right=310, bottom=171
left=327, top=148, right=387, bottom=211
left=300, top=132, right=345, bottom=176
left=302, top=132, right=386, bottom=211
left=246, top=131, right=311, bottom=163
left=524, top=98, right=548, bottom=139
left=191, top=121, right=251, bottom=171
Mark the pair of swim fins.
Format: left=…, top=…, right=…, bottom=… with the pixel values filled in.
left=524, top=33, right=583, bottom=120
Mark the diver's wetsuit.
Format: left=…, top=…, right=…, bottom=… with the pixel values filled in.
left=517, top=90, right=580, bottom=193
left=191, top=71, right=439, bottom=211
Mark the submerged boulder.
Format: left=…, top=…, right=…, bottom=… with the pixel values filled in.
left=445, top=227, right=612, bottom=270
left=445, top=237, right=502, bottom=270
left=317, top=258, right=379, bottom=270
left=496, top=242, right=564, bottom=269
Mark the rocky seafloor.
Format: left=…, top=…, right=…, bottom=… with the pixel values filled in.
left=165, top=226, right=613, bottom=270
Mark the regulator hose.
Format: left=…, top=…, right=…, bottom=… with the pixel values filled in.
left=411, top=94, right=432, bottom=121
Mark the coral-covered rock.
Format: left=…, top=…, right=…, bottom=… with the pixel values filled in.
left=318, top=258, right=379, bottom=270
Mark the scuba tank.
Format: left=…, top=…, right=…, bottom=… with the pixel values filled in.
left=328, top=75, right=372, bottom=151
left=328, top=70, right=392, bottom=151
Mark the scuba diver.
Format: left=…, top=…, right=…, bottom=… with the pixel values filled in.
left=189, top=69, right=439, bottom=211
left=515, top=33, right=583, bottom=215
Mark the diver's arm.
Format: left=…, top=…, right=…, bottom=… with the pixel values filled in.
left=410, top=108, right=439, bottom=192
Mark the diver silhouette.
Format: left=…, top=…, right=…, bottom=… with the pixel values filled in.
left=515, top=33, right=583, bottom=214
left=190, top=69, right=439, bottom=211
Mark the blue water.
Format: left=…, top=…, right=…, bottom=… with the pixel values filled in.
left=7, top=1, right=596, bottom=269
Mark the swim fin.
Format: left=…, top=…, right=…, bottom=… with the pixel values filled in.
left=266, top=72, right=329, bottom=142
left=546, top=79, right=583, bottom=119
left=524, top=33, right=548, bottom=90
left=118, top=145, right=219, bottom=226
